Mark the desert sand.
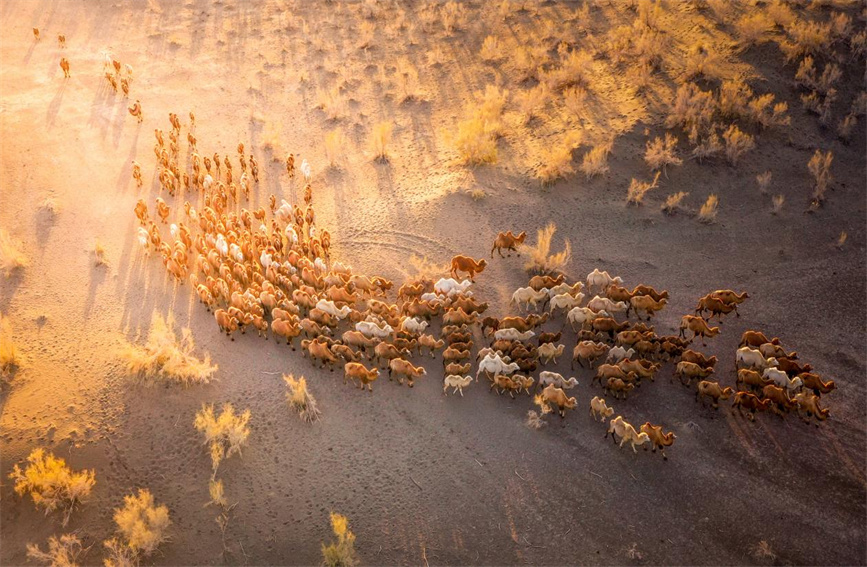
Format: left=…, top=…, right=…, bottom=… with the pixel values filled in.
left=1, top=0, right=865, bottom=565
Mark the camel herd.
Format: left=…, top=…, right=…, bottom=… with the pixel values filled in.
left=130, top=107, right=836, bottom=461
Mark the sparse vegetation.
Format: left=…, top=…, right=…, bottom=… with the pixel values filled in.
left=662, top=191, right=689, bottom=215
left=562, top=86, right=588, bottom=118
left=194, top=403, right=252, bottom=474
left=644, top=134, right=682, bottom=173
left=321, top=512, right=357, bottom=567
left=324, top=130, right=347, bottom=168
left=808, top=149, right=833, bottom=204
left=722, top=124, right=755, bottom=166
left=121, top=311, right=217, bottom=386
left=371, top=121, right=393, bottom=162
left=27, top=534, right=85, bottom=567
left=9, top=448, right=95, bottom=526
left=107, top=489, right=170, bottom=561
left=579, top=142, right=612, bottom=178
left=756, top=171, right=772, bottom=194
left=480, top=35, right=503, bottom=61
left=627, top=172, right=661, bottom=205
left=735, top=12, right=774, bottom=47
left=698, top=194, right=719, bottom=223
left=772, top=194, right=785, bottom=214
left=517, top=222, right=571, bottom=275
left=1, top=312, right=20, bottom=379
left=836, top=230, right=847, bottom=249
left=0, top=228, right=29, bottom=277
left=752, top=540, right=777, bottom=560
left=315, top=87, right=348, bottom=120
left=525, top=410, right=545, bottom=430
left=93, top=240, right=108, bottom=266
left=39, top=197, right=59, bottom=216
left=516, top=83, right=550, bottom=124
left=284, top=374, right=321, bottom=423
left=536, top=136, right=580, bottom=186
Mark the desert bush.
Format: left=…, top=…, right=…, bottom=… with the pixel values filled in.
left=800, top=89, right=836, bottom=124
left=121, top=311, right=217, bottom=386
left=27, top=534, right=85, bottom=567
left=93, top=240, right=108, bottom=266
left=525, top=410, right=545, bottom=430
left=808, top=149, right=833, bottom=204
left=698, top=194, right=719, bottom=223
left=324, top=130, right=346, bottom=168
left=632, top=24, right=665, bottom=69
left=684, top=44, right=722, bottom=80
left=370, top=121, right=393, bottom=162
left=536, top=143, right=576, bottom=186
left=756, top=171, right=772, bottom=194
left=474, top=85, right=508, bottom=135
left=748, top=95, right=790, bottom=128
left=440, top=1, right=466, bottom=33
left=315, top=87, right=347, bottom=120
left=579, top=142, right=612, bottom=178
left=322, top=512, right=357, bottom=567
left=627, top=172, right=661, bottom=205
left=9, top=449, right=95, bottom=525
left=545, top=49, right=593, bottom=90
left=850, top=29, right=867, bottom=59
left=644, top=134, right=682, bottom=172
left=782, top=18, right=832, bottom=60
left=627, top=61, right=655, bottom=94
left=691, top=127, right=723, bottom=162
left=517, top=222, right=571, bottom=275
left=394, top=57, right=420, bottom=101
left=735, top=12, right=774, bottom=46
left=837, top=112, right=858, bottom=140
left=836, top=230, right=847, bottom=249
left=516, top=83, right=550, bottom=124
left=665, top=82, right=716, bottom=140
left=795, top=56, right=841, bottom=94
left=717, top=79, right=752, bottom=119
left=1, top=312, right=20, bottom=378
left=637, top=0, right=662, bottom=29
left=562, top=86, right=588, bottom=117
left=194, top=403, right=251, bottom=474
left=284, top=374, right=321, bottom=423
left=661, top=191, right=689, bottom=215
left=772, top=194, right=785, bottom=214
left=511, top=45, right=545, bottom=81
left=767, top=1, right=796, bottom=28
left=830, top=12, right=852, bottom=41
left=111, top=489, right=170, bottom=557
left=0, top=228, right=28, bottom=277
left=722, top=124, right=755, bottom=165
left=480, top=35, right=503, bottom=61
left=453, top=116, right=498, bottom=165
left=39, top=197, right=59, bottom=216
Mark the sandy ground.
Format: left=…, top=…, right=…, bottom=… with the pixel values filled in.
left=1, top=0, right=866, bottom=565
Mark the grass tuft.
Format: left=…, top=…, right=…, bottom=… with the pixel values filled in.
left=517, top=222, right=571, bottom=275
left=284, top=374, right=321, bottom=423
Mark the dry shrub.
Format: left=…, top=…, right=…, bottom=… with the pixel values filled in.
left=525, top=410, right=545, bottom=430
left=665, top=82, right=715, bottom=140
left=837, top=112, right=858, bottom=140
left=0, top=228, right=29, bottom=277
left=801, top=89, right=836, bottom=125
left=440, top=1, right=466, bottom=33
left=284, top=374, right=321, bottom=423
left=756, top=171, right=772, bottom=194
left=322, top=512, right=357, bottom=567
left=474, top=85, right=508, bottom=135
left=722, top=124, right=755, bottom=165
left=735, top=12, right=774, bottom=46
left=453, top=116, right=498, bottom=165
left=782, top=18, right=832, bottom=60
left=749, top=95, right=790, bottom=128
left=536, top=144, right=576, bottom=186
left=772, top=194, right=785, bottom=214
left=370, top=121, right=393, bottom=162
left=27, top=534, right=84, bottom=567
left=579, top=142, right=612, bottom=178
left=110, top=489, right=170, bottom=558
left=39, top=197, right=59, bottom=216
left=426, top=45, right=446, bottom=67
left=562, top=86, right=588, bottom=117
left=517, top=222, right=571, bottom=275
left=121, top=311, right=217, bottom=386
left=851, top=29, right=867, bottom=59
left=394, top=57, right=421, bottom=101
left=315, top=87, right=347, bottom=120
left=1, top=312, right=20, bottom=378
left=324, top=130, right=346, bottom=168
left=830, top=12, right=852, bottom=41
left=516, top=83, right=550, bottom=124
left=480, top=35, right=503, bottom=61
left=661, top=191, right=689, bottom=214
left=644, top=134, right=682, bottom=172
left=627, top=172, right=661, bottom=205
left=627, top=62, right=655, bottom=94
left=511, top=45, right=545, bottom=81
left=767, top=1, right=796, bottom=28
left=698, top=194, right=719, bottom=223
left=717, top=79, right=752, bottom=119
left=545, top=49, right=593, bottom=90
left=836, top=230, right=847, bottom=249
left=795, top=56, right=841, bottom=94
left=684, top=44, right=722, bottom=80
left=194, top=403, right=251, bottom=474
left=531, top=393, right=553, bottom=422
left=103, top=538, right=137, bottom=567
left=808, top=149, right=833, bottom=204
left=691, top=127, right=723, bottom=162
left=93, top=240, right=108, bottom=266
left=9, top=449, right=95, bottom=526
left=752, top=540, right=776, bottom=560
